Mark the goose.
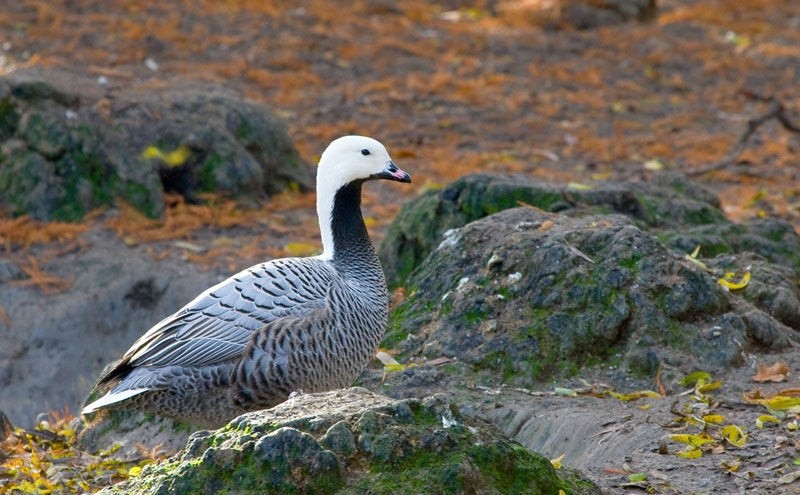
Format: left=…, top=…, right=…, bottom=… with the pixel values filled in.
left=82, top=135, right=411, bottom=428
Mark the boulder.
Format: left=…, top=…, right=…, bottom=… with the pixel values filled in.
left=0, top=68, right=314, bottom=221
left=380, top=206, right=798, bottom=391
left=96, top=388, right=599, bottom=495
left=379, top=173, right=800, bottom=288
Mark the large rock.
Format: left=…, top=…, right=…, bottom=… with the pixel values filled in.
left=0, top=68, right=314, bottom=221
left=380, top=206, right=798, bottom=391
left=379, top=172, right=727, bottom=288
left=97, top=388, right=599, bottom=495
left=379, top=173, right=800, bottom=288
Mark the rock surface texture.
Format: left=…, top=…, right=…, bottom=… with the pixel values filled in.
left=379, top=173, right=800, bottom=389
left=96, top=388, right=599, bottom=495
left=0, top=68, right=313, bottom=221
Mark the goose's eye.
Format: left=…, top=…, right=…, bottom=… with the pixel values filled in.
left=360, top=149, right=371, bottom=156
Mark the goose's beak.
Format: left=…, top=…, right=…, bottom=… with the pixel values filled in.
left=372, top=160, right=411, bottom=183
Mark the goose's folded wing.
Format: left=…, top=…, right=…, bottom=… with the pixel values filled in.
left=115, top=258, right=333, bottom=371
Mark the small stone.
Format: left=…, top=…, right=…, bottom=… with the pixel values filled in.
left=319, top=420, right=356, bottom=454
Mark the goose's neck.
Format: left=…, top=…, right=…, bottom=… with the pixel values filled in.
left=318, top=181, right=377, bottom=268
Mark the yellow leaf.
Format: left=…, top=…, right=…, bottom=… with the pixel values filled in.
left=721, top=458, right=742, bottom=472
left=676, top=446, right=703, bottom=458
left=681, top=371, right=712, bottom=387
left=756, top=415, right=780, bottom=429
left=607, top=390, right=661, bottom=401
left=567, top=182, right=594, bottom=191
left=141, top=145, right=162, bottom=160
left=141, top=145, right=192, bottom=168
left=721, top=425, right=747, bottom=447
left=129, top=465, right=143, bottom=477
left=718, top=271, right=750, bottom=291
left=550, top=453, right=564, bottom=469
left=754, top=396, right=800, bottom=414
left=668, top=433, right=714, bottom=447
left=284, top=242, right=319, bottom=257
left=697, top=380, right=723, bottom=393
left=701, top=414, right=725, bottom=424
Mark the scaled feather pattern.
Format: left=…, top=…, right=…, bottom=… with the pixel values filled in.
left=82, top=135, right=411, bottom=427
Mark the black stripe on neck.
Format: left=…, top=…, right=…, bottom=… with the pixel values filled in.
left=330, top=181, right=373, bottom=266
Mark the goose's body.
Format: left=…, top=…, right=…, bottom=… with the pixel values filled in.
left=82, top=136, right=411, bottom=428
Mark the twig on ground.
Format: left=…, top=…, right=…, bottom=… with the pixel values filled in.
left=689, top=92, right=800, bottom=176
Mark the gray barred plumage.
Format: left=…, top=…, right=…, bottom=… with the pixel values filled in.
left=82, top=136, right=411, bottom=428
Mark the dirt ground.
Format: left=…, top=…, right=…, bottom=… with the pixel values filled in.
left=1, top=1, right=799, bottom=493
left=469, top=351, right=800, bottom=494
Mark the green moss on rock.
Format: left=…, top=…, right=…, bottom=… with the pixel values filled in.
left=97, top=389, right=599, bottom=495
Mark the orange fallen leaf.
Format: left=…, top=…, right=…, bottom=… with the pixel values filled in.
left=752, top=362, right=790, bottom=383
left=538, top=220, right=555, bottom=232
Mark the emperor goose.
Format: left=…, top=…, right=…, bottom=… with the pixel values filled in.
left=82, top=135, right=411, bottom=428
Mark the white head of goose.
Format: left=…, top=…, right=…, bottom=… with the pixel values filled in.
left=82, top=135, right=411, bottom=428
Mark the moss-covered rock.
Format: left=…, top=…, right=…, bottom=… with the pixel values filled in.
left=97, top=388, right=599, bottom=495
left=379, top=172, right=727, bottom=287
left=0, top=68, right=313, bottom=221
left=381, top=207, right=797, bottom=391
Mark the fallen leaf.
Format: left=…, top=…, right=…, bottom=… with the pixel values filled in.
left=644, top=158, right=664, bottom=171
left=684, top=245, right=709, bottom=270
left=628, top=472, right=647, bottom=482
left=721, top=425, right=747, bottom=447
left=550, top=453, right=564, bottom=469
left=720, top=458, right=741, bottom=472
left=538, top=220, right=555, bottom=232
left=697, top=380, right=723, bottom=394
left=426, top=357, right=456, bottom=366
left=752, top=362, right=789, bottom=383
left=777, top=470, right=800, bottom=485
left=681, top=371, right=712, bottom=387
left=701, top=414, right=725, bottom=425
left=668, top=433, right=714, bottom=447
left=756, top=415, right=780, bottom=429
left=375, top=351, right=402, bottom=367
left=607, top=390, right=661, bottom=401
left=554, top=387, right=577, bottom=397
left=718, top=271, right=750, bottom=291
left=141, top=144, right=192, bottom=167
left=676, top=446, right=703, bottom=459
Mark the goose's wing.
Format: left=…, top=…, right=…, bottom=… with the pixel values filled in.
left=103, top=257, right=334, bottom=379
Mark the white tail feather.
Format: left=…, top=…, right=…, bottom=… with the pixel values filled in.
left=81, top=388, right=149, bottom=415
